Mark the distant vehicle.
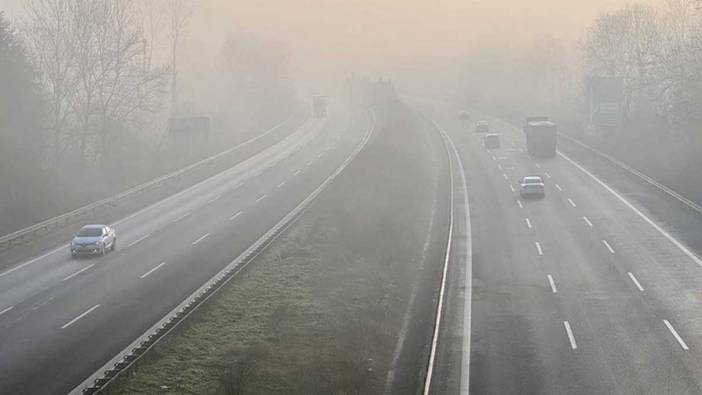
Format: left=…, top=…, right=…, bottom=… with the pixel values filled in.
left=484, top=133, right=500, bottom=149
left=519, top=176, right=545, bottom=198
left=524, top=118, right=557, bottom=158
left=312, top=95, right=328, bottom=118
left=71, top=225, right=116, bottom=258
left=475, top=120, right=490, bottom=133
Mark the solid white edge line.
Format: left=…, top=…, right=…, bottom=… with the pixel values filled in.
left=61, top=304, right=100, bottom=329
left=535, top=241, right=544, bottom=256
left=547, top=274, right=557, bottom=293
left=602, top=239, right=615, bottom=254
left=127, top=233, right=151, bottom=248
left=229, top=211, right=243, bottom=221
left=627, top=272, right=645, bottom=292
left=563, top=321, right=578, bottom=349
left=583, top=216, right=593, bottom=227
left=140, top=262, right=167, bottom=279
left=525, top=218, right=532, bottom=229
left=559, top=151, right=702, bottom=266
left=0, top=306, right=14, bottom=316
left=256, top=195, right=267, bottom=202
left=663, top=319, right=689, bottom=350
left=191, top=233, right=210, bottom=246
left=62, top=263, right=95, bottom=282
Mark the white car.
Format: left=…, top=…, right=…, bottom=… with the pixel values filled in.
left=519, top=176, right=545, bottom=198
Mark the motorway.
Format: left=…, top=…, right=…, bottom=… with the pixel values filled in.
left=0, top=109, right=369, bottom=394
left=422, top=100, right=702, bottom=395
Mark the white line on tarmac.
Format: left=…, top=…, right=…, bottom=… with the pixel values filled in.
left=140, top=262, right=167, bottom=279
left=503, top=173, right=508, bottom=180
left=567, top=198, right=577, bottom=208
left=0, top=306, right=14, bottom=316
left=517, top=200, right=524, bottom=209
left=525, top=218, right=532, bottom=229
left=61, top=304, right=100, bottom=329
left=294, top=170, right=301, bottom=176
left=536, top=163, right=542, bottom=169
left=544, top=171, right=551, bottom=178
left=497, top=164, right=502, bottom=170
left=583, top=216, right=594, bottom=227
left=535, top=242, right=544, bottom=256
left=547, top=275, right=558, bottom=293
left=206, top=195, right=221, bottom=204
left=663, top=319, right=689, bottom=350
left=510, top=185, right=515, bottom=193
left=602, top=239, right=615, bottom=254
left=559, top=151, right=702, bottom=267
left=491, top=155, right=496, bottom=161
left=256, top=194, right=267, bottom=202
left=62, top=264, right=95, bottom=281
left=277, top=181, right=286, bottom=188
left=563, top=321, right=578, bottom=349
left=229, top=211, right=242, bottom=221
left=128, top=233, right=151, bottom=248
left=627, top=272, right=644, bottom=292
left=171, top=211, right=191, bottom=223
left=555, top=183, right=563, bottom=191
left=191, top=233, right=210, bottom=246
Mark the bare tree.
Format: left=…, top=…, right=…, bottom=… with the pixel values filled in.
left=167, top=0, right=194, bottom=112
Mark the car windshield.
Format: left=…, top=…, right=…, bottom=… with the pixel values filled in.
left=76, top=228, right=102, bottom=237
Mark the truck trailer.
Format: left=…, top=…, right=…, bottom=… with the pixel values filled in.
left=524, top=118, right=557, bottom=158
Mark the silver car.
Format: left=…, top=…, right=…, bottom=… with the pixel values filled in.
left=70, top=225, right=117, bottom=258
left=519, top=176, right=545, bottom=198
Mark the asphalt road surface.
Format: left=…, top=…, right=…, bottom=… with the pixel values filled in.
left=0, top=110, right=368, bottom=395
left=422, top=99, right=702, bottom=395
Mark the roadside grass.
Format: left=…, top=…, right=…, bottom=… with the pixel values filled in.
left=109, top=102, right=440, bottom=394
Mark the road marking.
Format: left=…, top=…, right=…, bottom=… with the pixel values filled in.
left=555, top=183, right=563, bottom=191
left=627, top=272, right=644, bottom=292
left=294, top=169, right=301, bottom=176
left=306, top=160, right=313, bottom=166
left=140, top=261, right=167, bottom=279
left=256, top=194, right=267, bottom=202
left=525, top=218, right=532, bottom=229
left=31, top=295, right=56, bottom=310
left=229, top=211, right=242, bottom=221
left=127, top=233, right=151, bottom=248
left=61, top=304, right=100, bottom=329
left=277, top=180, right=287, bottom=188
left=563, top=321, right=578, bottom=349
left=0, top=306, right=14, bottom=316
left=535, top=163, right=542, bottom=169
left=544, top=171, right=551, bottom=179
left=0, top=246, right=65, bottom=278
left=62, top=263, right=95, bottom=281
left=206, top=195, right=221, bottom=204
left=510, top=185, right=515, bottom=193
left=663, top=319, right=689, bottom=350
left=497, top=164, right=502, bottom=170
left=559, top=151, right=702, bottom=267
left=583, top=216, right=593, bottom=227
left=602, top=239, right=615, bottom=254
left=535, top=241, right=544, bottom=256
left=518, top=147, right=524, bottom=153
left=547, top=274, right=558, bottom=293
left=171, top=211, right=191, bottom=223
left=567, top=198, right=577, bottom=208
left=491, top=155, right=496, bottom=161
left=317, top=153, right=323, bottom=158
left=191, top=233, right=210, bottom=246
left=517, top=200, right=524, bottom=209
left=503, top=173, right=508, bottom=180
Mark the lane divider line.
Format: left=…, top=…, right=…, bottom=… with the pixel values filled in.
left=206, top=195, right=221, bottom=204
left=127, top=233, right=151, bottom=248
left=602, top=239, right=615, bottom=254
left=256, top=194, right=267, bottom=202
left=510, top=185, right=515, bottom=193
left=140, top=262, right=167, bottom=279
left=191, top=233, right=210, bottom=246
left=503, top=173, right=509, bottom=180
left=525, top=218, right=532, bottom=229
left=563, top=321, right=578, bottom=349
left=559, top=151, right=702, bottom=266
left=663, top=319, right=689, bottom=350
left=627, top=272, right=644, bottom=292
left=62, top=263, right=95, bottom=282
left=517, top=200, right=524, bottom=209
left=544, top=171, right=551, bottom=179
left=547, top=274, right=558, bottom=293
left=535, top=241, right=544, bottom=256
left=277, top=180, right=287, bottom=188
left=535, top=163, right=542, bottom=169
left=61, top=304, right=100, bottom=329
left=294, top=169, right=301, bottom=176
left=229, top=211, right=242, bottom=221
left=171, top=211, right=191, bottom=224
left=583, top=216, right=593, bottom=227
left=555, top=183, right=563, bottom=191
left=567, top=198, right=577, bottom=208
